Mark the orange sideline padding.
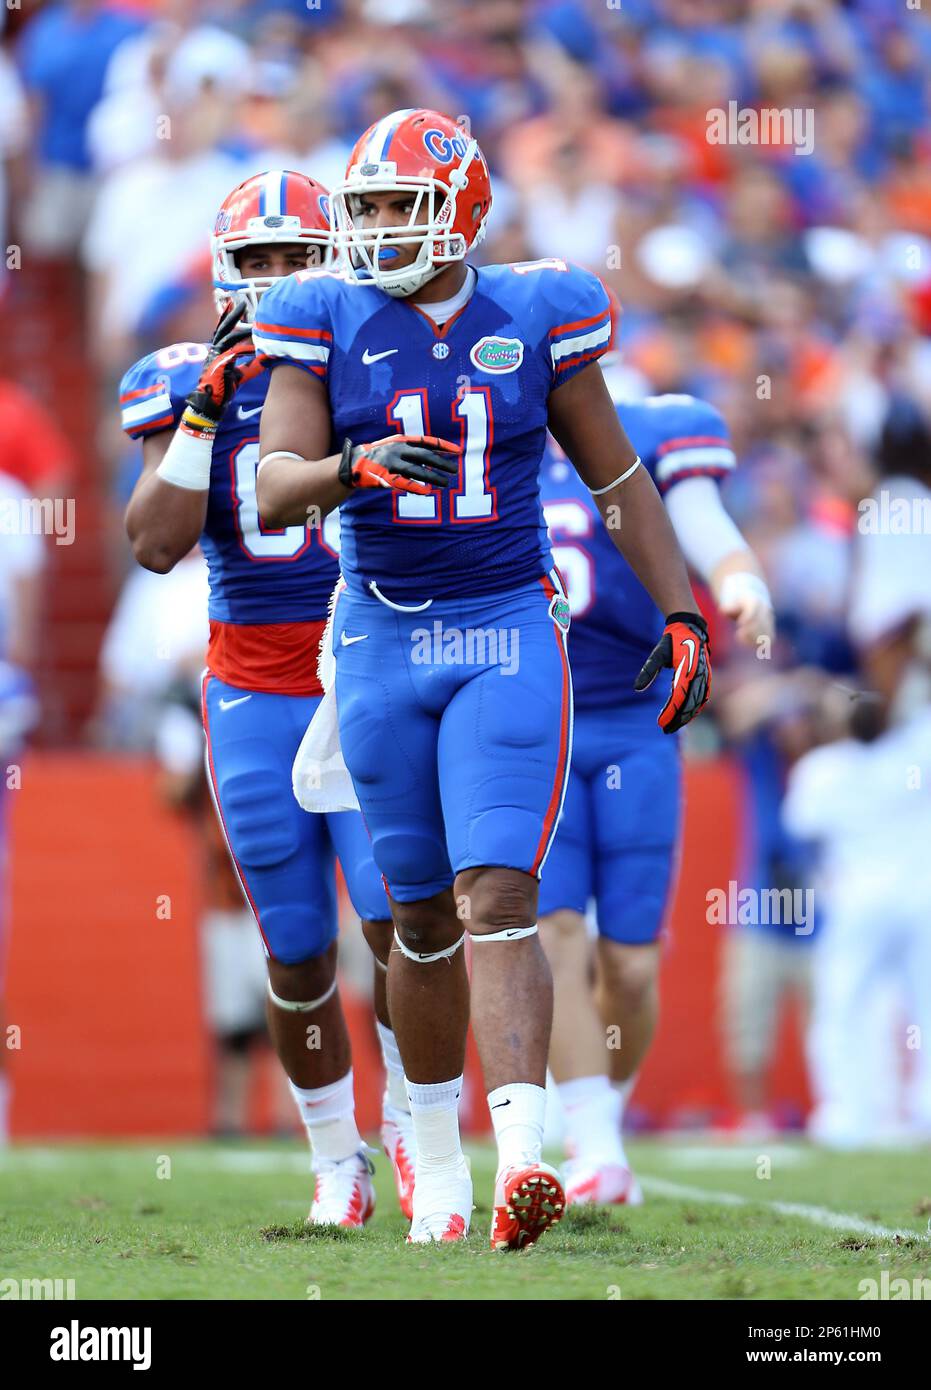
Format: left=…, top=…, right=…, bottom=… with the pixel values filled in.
left=5, top=753, right=808, bottom=1138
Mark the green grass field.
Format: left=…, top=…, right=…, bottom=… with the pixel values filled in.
left=2, top=1138, right=930, bottom=1301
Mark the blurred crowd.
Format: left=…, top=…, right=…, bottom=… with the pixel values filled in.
left=2, top=0, right=931, bottom=1142
left=0, top=0, right=927, bottom=645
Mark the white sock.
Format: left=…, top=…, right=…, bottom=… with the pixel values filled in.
left=611, top=1075, right=637, bottom=1122
left=406, top=1076, right=464, bottom=1172
left=376, top=1021, right=409, bottom=1114
left=488, top=1082, right=546, bottom=1170
left=289, top=1070, right=362, bottom=1167
left=559, top=1075, right=625, bottom=1167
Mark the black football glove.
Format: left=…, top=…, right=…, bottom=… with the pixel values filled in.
left=338, top=434, right=461, bottom=495
left=180, top=303, right=263, bottom=438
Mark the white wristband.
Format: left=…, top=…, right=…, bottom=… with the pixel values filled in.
left=719, top=572, right=772, bottom=611
left=257, top=450, right=305, bottom=475
left=156, top=428, right=213, bottom=491
left=590, top=457, right=642, bottom=495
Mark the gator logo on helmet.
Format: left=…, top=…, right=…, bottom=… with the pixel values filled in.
left=469, top=336, right=524, bottom=374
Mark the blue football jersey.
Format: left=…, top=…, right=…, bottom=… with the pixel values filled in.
left=253, top=260, right=612, bottom=602
left=541, top=394, right=736, bottom=710
left=119, top=343, right=341, bottom=625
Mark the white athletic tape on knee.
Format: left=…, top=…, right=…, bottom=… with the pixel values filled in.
left=266, top=977, right=337, bottom=1013
left=469, top=924, right=538, bottom=943
left=392, top=928, right=465, bottom=964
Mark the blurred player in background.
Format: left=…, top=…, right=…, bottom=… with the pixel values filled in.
left=255, top=110, right=710, bottom=1247
left=101, top=545, right=291, bottom=1134
left=539, top=359, right=774, bottom=1203
left=120, top=172, right=401, bottom=1228
left=785, top=400, right=931, bottom=1147
left=0, top=468, right=43, bottom=1142
left=152, top=604, right=292, bottom=1137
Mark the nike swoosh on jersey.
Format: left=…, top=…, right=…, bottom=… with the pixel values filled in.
left=218, top=695, right=253, bottom=710
left=361, top=348, right=399, bottom=365
left=237, top=405, right=263, bottom=420
left=340, top=633, right=368, bottom=646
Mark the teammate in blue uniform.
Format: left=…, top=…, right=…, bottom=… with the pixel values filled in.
left=121, top=171, right=405, bottom=1229
left=539, top=371, right=774, bottom=1205
left=254, top=110, right=712, bottom=1248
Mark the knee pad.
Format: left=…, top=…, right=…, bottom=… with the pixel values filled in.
left=217, top=763, right=300, bottom=869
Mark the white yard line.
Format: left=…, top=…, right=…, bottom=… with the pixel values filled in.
left=640, top=1175, right=931, bottom=1244
left=662, top=1145, right=810, bottom=1169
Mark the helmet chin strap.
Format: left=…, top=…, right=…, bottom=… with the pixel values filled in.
left=379, top=261, right=440, bottom=298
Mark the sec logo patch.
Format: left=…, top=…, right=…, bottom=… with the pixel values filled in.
left=469, top=336, right=524, bottom=374
left=432, top=342, right=450, bottom=360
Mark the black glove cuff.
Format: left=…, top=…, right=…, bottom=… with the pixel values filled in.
left=665, top=611, right=708, bottom=636
left=338, top=437, right=356, bottom=489
left=185, top=388, right=223, bottom=425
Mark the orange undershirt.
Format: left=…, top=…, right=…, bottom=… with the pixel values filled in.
left=207, top=619, right=326, bottom=696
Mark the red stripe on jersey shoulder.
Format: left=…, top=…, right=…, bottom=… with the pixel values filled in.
left=549, top=310, right=609, bottom=338
left=136, top=412, right=176, bottom=433
left=657, top=465, right=731, bottom=493
left=554, top=347, right=608, bottom=373
left=254, top=321, right=333, bottom=341
left=657, top=435, right=730, bottom=455
left=120, top=384, right=164, bottom=403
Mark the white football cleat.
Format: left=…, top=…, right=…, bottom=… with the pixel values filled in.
left=406, top=1155, right=472, bottom=1244
left=382, top=1104, right=417, bottom=1221
left=491, top=1159, right=565, bottom=1251
left=565, top=1161, right=643, bottom=1207
left=308, top=1149, right=376, bottom=1228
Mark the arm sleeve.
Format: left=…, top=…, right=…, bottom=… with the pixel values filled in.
left=253, top=271, right=333, bottom=380
left=663, top=475, right=750, bottom=583
left=545, top=265, right=613, bottom=388
left=118, top=349, right=203, bottom=440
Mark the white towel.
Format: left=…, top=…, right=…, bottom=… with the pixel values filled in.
left=292, top=581, right=359, bottom=812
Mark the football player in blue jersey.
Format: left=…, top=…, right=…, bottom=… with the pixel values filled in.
left=254, top=110, right=711, bottom=1248
left=539, top=358, right=774, bottom=1206
left=121, top=171, right=412, bottom=1229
